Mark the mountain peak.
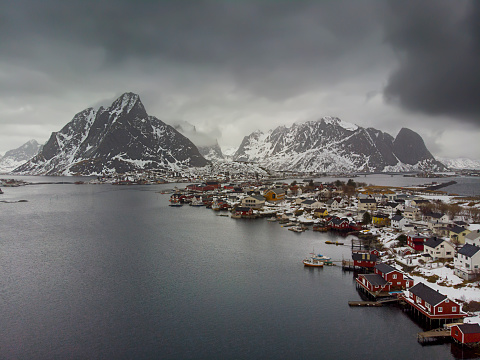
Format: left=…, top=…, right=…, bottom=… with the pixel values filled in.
left=109, top=92, right=146, bottom=118
left=321, top=116, right=358, bottom=131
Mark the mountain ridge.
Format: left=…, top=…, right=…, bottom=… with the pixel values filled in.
left=14, top=93, right=208, bottom=175
left=233, top=117, right=445, bottom=173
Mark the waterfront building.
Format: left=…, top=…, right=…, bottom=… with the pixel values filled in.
left=454, top=243, right=480, bottom=280
left=402, top=282, right=467, bottom=325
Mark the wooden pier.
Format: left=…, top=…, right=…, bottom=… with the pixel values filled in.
left=417, top=328, right=451, bottom=344
left=348, top=301, right=383, bottom=307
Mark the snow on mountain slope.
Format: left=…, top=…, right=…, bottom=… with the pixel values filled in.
left=437, top=157, right=480, bottom=170
left=14, top=93, right=208, bottom=175
left=234, top=117, right=445, bottom=173
left=0, top=139, right=42, bottom=173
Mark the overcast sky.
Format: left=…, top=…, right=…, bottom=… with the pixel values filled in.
left=1, top=0, right=479, bottom=159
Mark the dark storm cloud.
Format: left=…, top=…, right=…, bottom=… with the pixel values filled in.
left=0, top=0, right=384, bottom=99
left=383, top=0, right=480, bottom=123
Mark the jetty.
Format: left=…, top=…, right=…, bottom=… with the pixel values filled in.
left=348, top=301, right=383, bottom=307
left=417, top=328, right=451, bottom=344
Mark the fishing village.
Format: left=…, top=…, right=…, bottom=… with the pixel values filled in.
left=166, top=177, right=480, bottom=351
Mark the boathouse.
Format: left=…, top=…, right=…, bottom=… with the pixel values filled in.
left=401, top=282, right=467, bottom=326
left=233, top=206, right=253, bottom=217
left=374, top=263, right=414, bottom=290
left=451, top=323, right=480, bottom=345
left=352, top=252, right=378, bottom=269
left=356, top=273, right=389, bottom=297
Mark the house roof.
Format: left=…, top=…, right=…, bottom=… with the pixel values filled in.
left=409, top=282, right=447, bottom=306
left=458, top=244, right=480, bottom=258
left=302, top=199, right=316, bottom=205
left=386, top=202, right=399, bottom=208
left=413, top=199, right=430, bottom=204
left=450, top=225, right=467, bottom=234
left=375, top=263, right=397, bottom=274
left=361, top=274, right=388, bottom=286
left=359, top=199, right=376, bottom=203
left=373, top=213, right=389, bottom=219
left=424, top=237, right=445, bottom=249
left=457, top=323, right=480, bottom=334
left=352, top=253, right=378, bottom=262
left=235, top=206, right=252, bottom=212
left=267, top=188, right=285, bottom=195
left=426, top=212, right=444, bottom=219
left=466, top=230, right=480, bottom=241
left=391, top=215, right=404, bottom=221
left=252, top=195, right=266, bottom=201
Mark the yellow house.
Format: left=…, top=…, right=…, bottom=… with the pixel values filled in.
left=449, top=226, right=471, bottom=245
left=372, top=213, right=390, bottom=227
left=264, top=188, right=285, bottom=202
left=313, top=208, right=329, bottom=218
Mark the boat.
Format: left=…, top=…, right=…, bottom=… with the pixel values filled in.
left=325, top=240, right=344, bottom=246
left=312, top=253, right=333, bottom=266
left=288, top=226, right=305, bottom=233
left=313, top=224, right=328, bottom=232
left=303, top=256, right=324, bottom=267
left=169, top=198, right=183, bottom=207
left=190, top=197, right=205, bottom=207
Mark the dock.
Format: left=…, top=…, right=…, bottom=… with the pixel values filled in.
left=417, top=328, right=451, bottom=344
left=348, top=301, right=383, bottom=307
left=348, top=298, right=400, bottom=307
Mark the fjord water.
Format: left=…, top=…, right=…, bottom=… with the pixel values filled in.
left=0, top=180, right=476, bottom=359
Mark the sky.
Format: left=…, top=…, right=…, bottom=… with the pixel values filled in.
left=1, top=0, right=479, bottom=159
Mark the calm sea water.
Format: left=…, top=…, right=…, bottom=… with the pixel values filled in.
left=1, top=176, right=479, bottom=359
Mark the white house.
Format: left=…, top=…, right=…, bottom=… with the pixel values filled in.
left=454, top=244, right=480, bottom=280
left=404, top=206, right=421, bottom=221
left=241, top=195, right=265, bottom=209
left=465, top=230, right=480, bottom=247
left=301, top=199, right=324, bottom=210
left=358, top=198, right=377, bottom=212
left=391, top=214, right=408, bottom=230
left=423, top=237, right=455, bottom=260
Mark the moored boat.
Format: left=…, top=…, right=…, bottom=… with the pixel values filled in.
left=303, top=257, right=324, bottom=267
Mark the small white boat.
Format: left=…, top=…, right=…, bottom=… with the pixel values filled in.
left=303, top=257, right=324, bottom=267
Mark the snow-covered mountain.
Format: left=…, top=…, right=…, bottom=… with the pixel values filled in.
left=0, top=139, right=42, bottom=173
left=197, top=141, right=224, bottom=161
left=437, top=157, right=480, bottom=170
left=14, top=93, right=208, bottom=175
left=233, top=117, right=445, bottom=173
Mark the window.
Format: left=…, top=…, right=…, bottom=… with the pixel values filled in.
left=452, top=306, right=457, bottom=312
left=438, top=307, right=443, bottom=312
left=393, top=274, right=397, bottom=279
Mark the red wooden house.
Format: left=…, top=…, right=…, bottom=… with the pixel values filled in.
left=356, top=273, right=389, bottom=295
left=356, top=263, right=413, bottom=297
left=352, top=252, right=378, bottom=269
left=233, top=206, right=253, bottom=217
left=374, top=263, right=414, bottom=290
left=402, top=282, right=467, bottom=322
left=186, top=183, right=216, bottom=192
left=205, top=180, right=221, bottom=189
left=451, top=323, right=480, bottom=345
left=407, top=233, right=429, bottom=252
left=328, top=216, right=350, bottom=231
